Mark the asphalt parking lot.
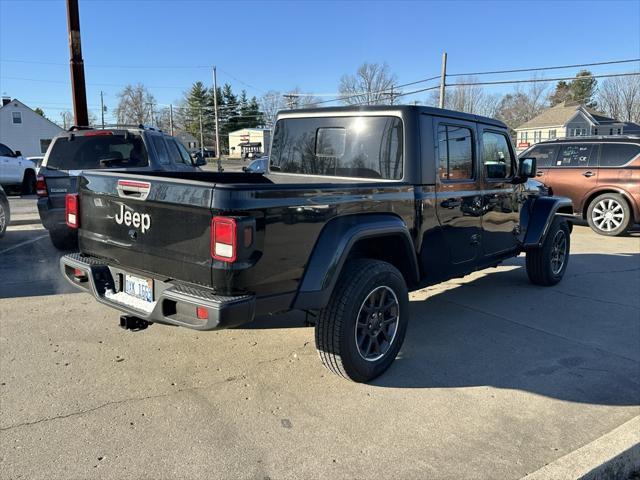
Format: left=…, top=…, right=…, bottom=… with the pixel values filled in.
left=0, top=199, right=639, bottom=480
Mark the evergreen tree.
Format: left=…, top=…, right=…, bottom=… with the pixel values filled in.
left=549, top=70, right=597, bottom=108
left=183, top=81, right=214, bottom=144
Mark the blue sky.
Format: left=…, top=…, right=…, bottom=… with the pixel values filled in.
left=1, top=0, right=639, bottom=123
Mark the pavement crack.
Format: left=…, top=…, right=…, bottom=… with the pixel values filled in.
left=551, top=289, right=639, bottom=310
left=0, top=376, right=237, bottom=432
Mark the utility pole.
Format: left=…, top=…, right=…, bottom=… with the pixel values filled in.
left=439, top=52, right=447, bottom=109
left=199, top=108, right=204, bottom=157
left=66, top=0, right=89, bottom=127
left=169, top=104, right=174, bottom=136
left=100, top=91, right=105, bottom=129
left=390, top=85, right=395, bottom=105
left=283, top=94, right=296, bottom=110
left=212, top=66, right=221, bottom=172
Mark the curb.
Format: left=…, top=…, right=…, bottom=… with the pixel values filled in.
left=10, top=216, right=42, bottom=227
left=522, top=416, right=640, bottom=480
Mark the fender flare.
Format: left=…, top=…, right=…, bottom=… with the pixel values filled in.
left=523, top=196, right=573, bottom=249
left=293, top=214, right=419, bottom=310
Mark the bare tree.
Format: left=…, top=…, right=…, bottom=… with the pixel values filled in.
left=495, top=78, right=550, bottom=138
left=114, top=84, right=156, bottom=126
left=339, top=62, right=397, bottom=105
left=597, top=75, right=640, bottom=123
left=260, top=90, right=284, bottom=127
left=58, top=110, right=74, bottom=129
left=426, top=76, right=501, bottom=117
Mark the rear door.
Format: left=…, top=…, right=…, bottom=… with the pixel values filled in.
left=433, top=118, right=482, bottom=266
left=79, top=172, right=214, bottom=286
left=545, top=142, right=599, bottom=213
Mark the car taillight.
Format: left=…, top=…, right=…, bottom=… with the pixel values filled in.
left=211, top=216, right=237, bottom=262
left=65, top=193, right=79, bottom=229
left=36, top=175, right=47, bottom=197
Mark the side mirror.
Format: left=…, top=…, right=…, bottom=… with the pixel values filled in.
left=14, top=150, right=22, bottom=157
left=195, top=156, right=207, bottom=167
left=518, top=157, right=537, bottom=178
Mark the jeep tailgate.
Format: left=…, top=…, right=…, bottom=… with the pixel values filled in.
left=78, top=171, right=214, bottom=286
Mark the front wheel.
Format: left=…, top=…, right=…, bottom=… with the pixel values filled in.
left=526, top=217, right=571, bottom=286
left=315, top=259, right=409, bottom=383
left=586, top=193, right=631, bottom=236
left=0, top=198, right=9, bottom=237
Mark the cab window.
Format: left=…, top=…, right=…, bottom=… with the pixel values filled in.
left=599, top=143, right=640, bottom=167
left=438, top=125, right=474, bottom=181
left=482, top=131, right=513, bottom=179
left=150, top=136, right=170, bottom=165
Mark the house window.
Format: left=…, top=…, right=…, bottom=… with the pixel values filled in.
left=617, top=128, right=622, bottom=134
left=40, top=139, right=52, bottom=154
left=610, top=128, right=614, bottom=135
left=534, top=131, right=542, bottom=142
left=12, top=112, right=22, bottom=124
left=569, top=128, right=587, bottom=137
left=520, top=131, right=528, bottom=142
left=548, top=129, right=557, bottom=139
left=593, top=128, right=598, bottom=135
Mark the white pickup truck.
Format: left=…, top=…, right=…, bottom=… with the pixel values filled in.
left=0, top=142, right=37, bottom=195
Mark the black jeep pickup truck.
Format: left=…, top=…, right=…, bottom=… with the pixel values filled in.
left=61, top=106, right=572, bottom=382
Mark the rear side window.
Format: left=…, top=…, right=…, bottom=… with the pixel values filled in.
left=150, top=136, right=170, bottom=165
left=482, top=131, right=513, bottom=179
left=166, top=138, right=192, bottom=165
left=599, top=144, right=640, bottom=167
left=555, top=144, right=597, bottom=167
left=525, top=144, right=558, bottom=168
left=438, top=125, right=474, bottom=181
left=270, top=116, right=403, bottom=180
left=45, top=133, right=148, bottom=170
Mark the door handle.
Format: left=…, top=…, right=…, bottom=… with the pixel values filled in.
left=441, top=198, right=461, bottom=209
left=582, top=171, right=595, bottom=178
left=536, top=171, right=544, bottom=176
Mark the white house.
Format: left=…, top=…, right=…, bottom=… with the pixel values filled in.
left=514, top=101, right=627, bottom=152
left=228, top=128, right=271, bottom=159
left=0, top=97, right=64, bottom=157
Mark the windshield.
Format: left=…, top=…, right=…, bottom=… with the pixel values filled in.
left=270, top=116, right=403, bottom=180
left=45, top=133, right=149, bottom=170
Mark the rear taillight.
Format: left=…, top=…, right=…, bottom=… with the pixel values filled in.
left=36, top=175, right=47, bottom=197
left=65, top=193, right=79, bottom=229
left=211, top=216, right=237, bottom=262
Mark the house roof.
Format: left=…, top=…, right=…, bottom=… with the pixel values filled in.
left=622, top=122, right=640, bottom=135
left=229, top=128, right=271, bottom=134
left=0, top=98, right=64, bottom=132
left=517, top=101, right=620, bottom=130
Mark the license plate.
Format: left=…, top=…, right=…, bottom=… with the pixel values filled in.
left=124, top=274, right=154, bottom=303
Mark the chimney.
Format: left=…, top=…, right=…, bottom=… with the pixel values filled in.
left=2, top=97, right=10, bottom=107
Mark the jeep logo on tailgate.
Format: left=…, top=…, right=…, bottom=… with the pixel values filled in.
left=115, top=204, right=151, bottom=233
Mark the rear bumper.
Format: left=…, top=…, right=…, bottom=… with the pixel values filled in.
left=60, top=253, right=255, bottom=330
left=37, top=199, right=65, bottom=230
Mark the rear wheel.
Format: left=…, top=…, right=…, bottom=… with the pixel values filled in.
left=315, top=259, right=409, bottom=382
left=21, top=170, right=36, bottom=196
left=586, top=193, right=631, bottom=236
left=49, top=228, right=77, bottom=250
left=526, top=217, right=570, bottom=286
left=0, top=198, right=9, bottom=237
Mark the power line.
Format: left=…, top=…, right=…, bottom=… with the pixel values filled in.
left=448, top=58, right=640, bottom=77
left=447, top=71, right=640, bottom=88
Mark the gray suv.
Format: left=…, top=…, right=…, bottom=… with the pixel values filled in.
left=37, top=125, right=205, bottom=249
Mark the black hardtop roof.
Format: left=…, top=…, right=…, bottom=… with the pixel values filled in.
left=278, top=104, right=507, bottom=129
left=62, top=125, right=169, bottom=137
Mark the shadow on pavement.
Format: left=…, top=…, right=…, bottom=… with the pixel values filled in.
left=371, top=252, right=639, bottom=406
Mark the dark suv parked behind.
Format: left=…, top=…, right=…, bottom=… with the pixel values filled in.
left=38, top=125, right=206, bottom=249
left=522, top=136, right=640, bottom=236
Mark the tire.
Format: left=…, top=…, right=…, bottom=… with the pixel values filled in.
left=0, top=198, right=9, bottom=238
left=49, top=228, right=78, bottom=250
left=21, top=170, right=36, bottom=196
left=526, top=217, right=571, bottom=286
left=586, top=193, right=632, bottom=236
left=315, top=259, right=409, bottom=383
